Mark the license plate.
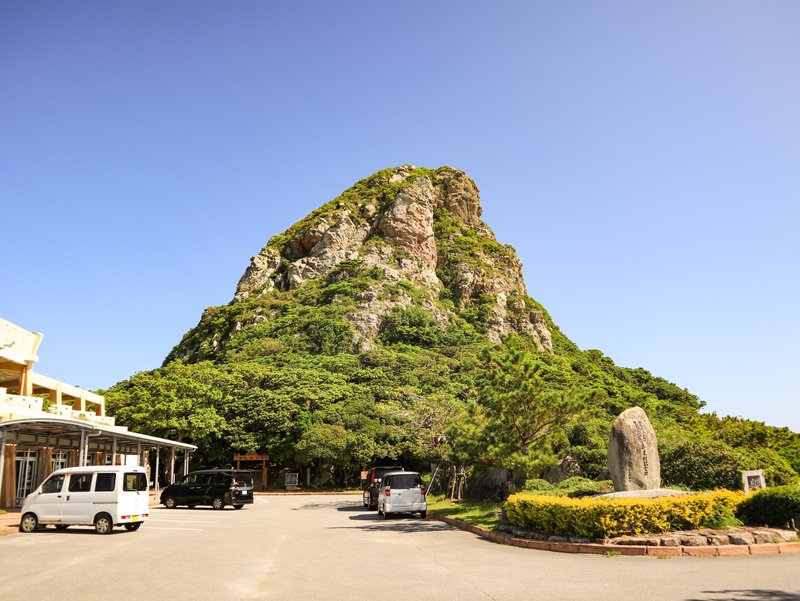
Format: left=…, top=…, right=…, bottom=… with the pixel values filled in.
left=242, top=490, right=249, bottom=495
left=132, top=516, right=139, bottom=522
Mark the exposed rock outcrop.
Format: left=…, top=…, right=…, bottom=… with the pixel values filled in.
left=172, top=165, right=554, bottom=361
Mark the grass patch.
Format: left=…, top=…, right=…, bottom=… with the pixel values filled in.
left=427, top=495, right=502, bottom=529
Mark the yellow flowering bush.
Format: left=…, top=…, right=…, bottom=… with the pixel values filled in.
left=504, top=490, right=744, bottom=538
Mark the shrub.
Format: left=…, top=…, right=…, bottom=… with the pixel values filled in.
left=660, top=439, right=742, bottom=490
left=737, top=485, right=800, bottom=529
left=523, top=478, right=554, bottom=492
left=522, top=476, right=613, bottom=498
left=660, top=439, right=799, bottom=491
left=504, top=490, right=744, bottom=538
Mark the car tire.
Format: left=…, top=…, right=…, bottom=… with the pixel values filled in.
left=164, top=496, right=177, bottom=509
left=187, top=504, right=195, bottom=509
left=383, top=510, right=391, bottom=520
left=212, top=497, right=225, bottom=510
left=124, top=523, right=142, bottom=531
left=55, top=524, right=69, bottom=530
left=233, top=504, right=244, bottom=509
left=19, top=513, right=39, bottom=533
left=94, top=513, right=114, bottom=535
left=420, top=510, right=427, bottom=519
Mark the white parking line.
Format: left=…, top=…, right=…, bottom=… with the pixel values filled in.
left=148, top=517, right=219, bottom=524
left=143, top=526, right=204, bottom=531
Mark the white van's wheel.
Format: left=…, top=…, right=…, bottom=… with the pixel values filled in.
left=94, top=514, right=114, bottom=534
left=124, top=522, right=142, bottom=531
left=212, top=497, right=225, bottom=510
left=19, top=513, right=39, bottom=533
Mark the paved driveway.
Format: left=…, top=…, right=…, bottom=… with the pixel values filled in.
left=0, top=494, right=798, bottom=601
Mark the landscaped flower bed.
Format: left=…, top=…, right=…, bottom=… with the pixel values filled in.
left=504, top=490, right=744, bottom=538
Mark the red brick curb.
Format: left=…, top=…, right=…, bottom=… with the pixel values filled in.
left=428, top=511, right=798, bottom=558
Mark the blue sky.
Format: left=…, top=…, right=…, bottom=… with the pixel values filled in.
left=2, top=1, right=798, bottom=431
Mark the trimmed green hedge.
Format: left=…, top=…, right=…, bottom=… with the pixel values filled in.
left=504, top=491, right=744, bottom=538
left=737, top=485, right=800, bottom=529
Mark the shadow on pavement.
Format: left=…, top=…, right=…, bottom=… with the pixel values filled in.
left=291, top=500, right=355, bottom=511
left=336, top=505, right=366, bottom=512
left=332, top=512, right=456, bottom=533
left=686, top=590, right=800, bottom=601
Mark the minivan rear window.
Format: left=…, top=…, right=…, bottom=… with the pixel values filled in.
left=389, top=474, right=421, bottom=489
left=233, top=473, right=253, bottom=487
left=123, top=472, right=148, bottom=492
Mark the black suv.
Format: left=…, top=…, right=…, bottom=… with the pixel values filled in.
left=361, top=465, right=403, bottom=510
left=160, top=469, right=254, bottom=510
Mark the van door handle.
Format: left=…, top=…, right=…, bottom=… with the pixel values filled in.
left=66, top=495, right=70, bottom=501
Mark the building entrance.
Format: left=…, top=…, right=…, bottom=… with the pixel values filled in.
left=15, top=449, right=39, bottom=506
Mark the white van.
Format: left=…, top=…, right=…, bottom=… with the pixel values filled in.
left=19, top=465, right=150, bottom=534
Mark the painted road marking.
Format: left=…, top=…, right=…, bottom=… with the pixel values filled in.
left=143, top=526, right=204, bottom=531
left=146, top=518, right=218, bottom=523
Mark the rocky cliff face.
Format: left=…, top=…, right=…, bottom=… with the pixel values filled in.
left=170, top=165, right=553, bottom=361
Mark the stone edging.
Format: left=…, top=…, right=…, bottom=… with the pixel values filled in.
left=429, top=512, right=800, bottom=557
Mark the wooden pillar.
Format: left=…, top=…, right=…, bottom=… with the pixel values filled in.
left=263, top=460, right=268, bottom=492
left=1, top=442, right=15, bottom=508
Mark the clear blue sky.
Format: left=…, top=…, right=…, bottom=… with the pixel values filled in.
left=2, top=1, right=798, bottom=432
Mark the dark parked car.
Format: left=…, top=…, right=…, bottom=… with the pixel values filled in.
left=160, top=469, right=254, bottom=510
left=361, top=465, right=403, bottom=510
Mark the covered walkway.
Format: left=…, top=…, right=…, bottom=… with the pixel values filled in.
left=0, top=417, right=197, bottom=508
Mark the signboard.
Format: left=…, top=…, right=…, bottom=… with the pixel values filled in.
left=233, top=454, right=269, bottom=461
left=285, top=472, right=299, bottom=488
left=741, top=469, right=766, bottom=494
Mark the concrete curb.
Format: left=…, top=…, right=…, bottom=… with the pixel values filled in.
left=428, top=512, right=800, bottom=558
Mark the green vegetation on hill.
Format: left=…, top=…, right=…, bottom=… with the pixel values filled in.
left=104, top=166, right=800, bottom=492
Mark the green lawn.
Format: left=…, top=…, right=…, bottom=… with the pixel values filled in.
left=427, top=496, right=502, bottom=529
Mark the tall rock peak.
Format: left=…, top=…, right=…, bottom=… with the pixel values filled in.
left=170, top=166, right=553, bottom=362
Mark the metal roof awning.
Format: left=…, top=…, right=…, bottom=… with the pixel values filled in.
left=0, top=416, right=197, bottom=452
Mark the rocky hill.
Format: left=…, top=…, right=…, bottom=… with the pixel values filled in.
left=168, top=165, right=554, bottom=362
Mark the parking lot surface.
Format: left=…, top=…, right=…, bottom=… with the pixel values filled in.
left=1, top=494, right=798, bottom=601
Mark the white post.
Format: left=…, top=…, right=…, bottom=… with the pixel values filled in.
left=169, top=447, right=176, bottom=484
left=0, top=431, right=7, bottom=507
left=112, top=437, right=117, bottom=465
left=79, top=431, right=86, bottom=467
left=154, top=447, right=160, bottom=501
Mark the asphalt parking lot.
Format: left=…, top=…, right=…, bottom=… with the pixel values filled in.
left=0, top=494, right=798, bottom=601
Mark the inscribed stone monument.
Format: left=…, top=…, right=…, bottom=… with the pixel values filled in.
left=608, top=406, right=661, bottom=491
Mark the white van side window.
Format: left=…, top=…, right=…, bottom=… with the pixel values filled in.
left=95, top=473, right=116, bottom=492
left=68, top=473, right=92, bottom=493
left=41, top=475, right=65, bottom=494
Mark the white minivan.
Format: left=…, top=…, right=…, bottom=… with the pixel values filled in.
left=377, top=471, right=427, bottom=519
left=19, top=465, right=150, bottom=534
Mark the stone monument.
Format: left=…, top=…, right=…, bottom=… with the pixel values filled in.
left=607, top=406, right=661, bottom=491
